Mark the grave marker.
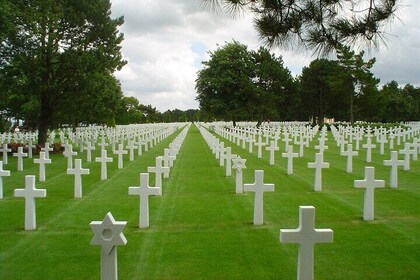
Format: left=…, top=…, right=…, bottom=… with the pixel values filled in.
left=84, top=142, right=96, bottom=162
left=67, top=159, right=90, bottom=198
left=147, top=156, right=169, bottom=195
left=282, top=145, right=299, bottom=175
left=232, top=156, right=246, bottom=194
left=383, top=151, right=404, bottom=188
left=244, top=170, right=275, bottom=225
left=354, top=167, right=385, bottom=220
left=280, top=206, right=333, bottom=280
left=95, top=150, right=113, bottom=180
left=266, top=141, right=279, bottom=165
left=255, top=135, right=266, bottom=158
left=362, top=137, right=376, bottom=163
left=41, top=143, right=54, bottom=159
left=13, top=147, right=28, bottom=171
left=14, top=175, right=46, bottom=230
left=340, top=143, right=358, bottom=173
left=90, top=212, right=127, bottom=280
left=307, top=153, right=329, bottom=192
left=34, top=152, right=51, bottom=182
left=128, top=173, right=160, bottom=228
left=63, top=144, right=77, bottom=169
left=0, top=144, right=11, bottom=164
left=113, top=143, right=128, bottom=169
left=0, top=161, right=11, bottom=199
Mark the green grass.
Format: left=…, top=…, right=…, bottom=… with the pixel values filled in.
left=0, top=124, right=419, bottom=279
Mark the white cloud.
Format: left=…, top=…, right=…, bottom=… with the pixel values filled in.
left=110, top=0, right=420, bottom=111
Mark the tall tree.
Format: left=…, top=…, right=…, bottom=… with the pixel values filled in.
left=196, top=41, right=294, bottom=125
left=196, top=41, right=254, bottom=125
left=335, top=45, right=379, bottom=124
left=300, top=59, right=343, bottom=125
left=250, top=47, right=296, bottom=123
left=202, top=0, right=399, bottom=55
left=0, top=0, right=125, bottom=142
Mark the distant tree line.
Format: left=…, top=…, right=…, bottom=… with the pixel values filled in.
left=196, top=41, right=420, bottom=125
left=115, top=96, right=200, bottom=125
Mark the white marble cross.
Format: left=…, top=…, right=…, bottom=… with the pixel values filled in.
left=90, top=212, right=127, bottom=280
left=63, top=144, right=77, bottom=169
left=340, top=143, right=358, bottom=173
left=113, top=143, right=128, bottom=169
left=125, top=141, right=137, bottom=162
left=255, top=135, right=266, bottom=158
left=223, top=147, right=237, bottom=177
left=307, top=153, right=329, bottom=192
left=14, top=175, right=46, bottom=230
left=283, top=133, right=291, bottom=152
left=265, top=141, right=279, bottom=165
left=232, top=156, right=246, bottom=194
left=399, top=143, right=415, bottom=171
left=128, top=173, right=161, bottom=228
left=0, top=144, right=11, bottom=164
left=95, top=150, right=113, bottom=180
left=354, top=167, right=385, bottom=220
left=280, top=206, right=333, bottom=280
left=98, top=137, right=109, bottom=151
left=247, top=136, right=255, bottom=153
left=219, top=145, right=227, bottom=166
left=41, top=143, right=54, bottom=159
left=244, top=170, right=275, bottom=225
left=282, top=145, right=299, bottom=175
left=147, top=156, right=169, bottom=195
left=362, top=137, right=376, bottom=163
left=0, top=161, right=11, bottom=199
left=162, top=148, right=175, bottom=176
left=383, top=151, right=404, bottom=188
left=34, top=152, right=51, bottom=182
left=377, top=134, right=388, bottom=155
left=296, top=136, right=305, bottom=157
left=13, top=146, right=28, bottom=171
left=135, top=138, right=144, bottom=156
left=314, top=137, right=328, bottom=153
left=25, top=140, right=35, bottom=158
left=84, top=142, right=95, bottom=162
left=67, top=158, right=90, bottom=198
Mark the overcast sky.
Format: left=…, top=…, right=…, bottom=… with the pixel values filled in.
left=110, top=0, right=420, bottom=112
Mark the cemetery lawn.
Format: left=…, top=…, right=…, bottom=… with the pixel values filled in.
left=0, top=124, right=419, bottom=279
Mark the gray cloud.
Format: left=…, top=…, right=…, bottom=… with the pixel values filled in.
left=111, top=0, right=419, bottom=111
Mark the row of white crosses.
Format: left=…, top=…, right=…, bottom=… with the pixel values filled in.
left=129, top=124, right=189, bottom=229
left=209, top=121, right=418, bottom=190
left=198, top=123, right=333, bottom=280
left=88, top=124, right=189, bottom=280
left=5, top=124, right=183, bottom=237
left=209, top=123, right=313, bottom=175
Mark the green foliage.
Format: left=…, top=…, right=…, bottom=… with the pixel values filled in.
left=196, top=41, right=296, bottom=125
left=0, top=0, right=126, bottom=143
left=334, top=45, right=379, bottom=123
left=300, top=59, right=343, bottom=124
left=196, top=40, right=254, bottom=124
left=202, top=1, right=399, bottom=55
